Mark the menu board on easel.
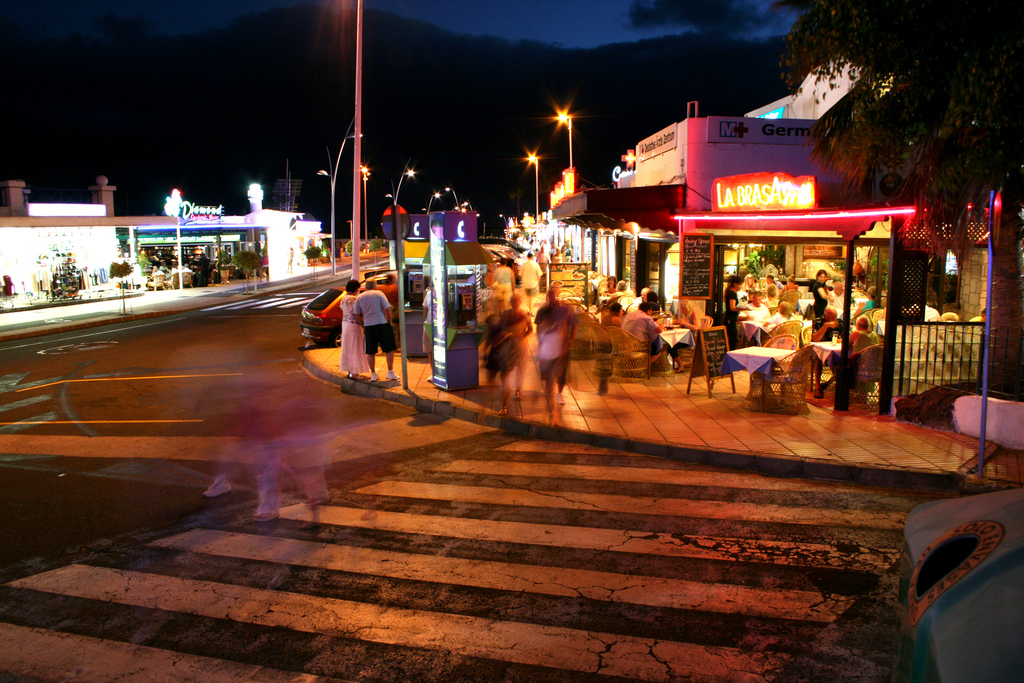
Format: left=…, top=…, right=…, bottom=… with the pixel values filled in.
left=686, top=326, right=736, bottom=397
left=547, top=262, right=590, bottom=306
left=679, top=234, right=713, bottom=299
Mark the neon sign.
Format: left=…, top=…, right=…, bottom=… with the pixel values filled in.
left=164, top=188, right=224, bottom=221
left=549, top=168, right=577, bottom=208
left=712, top=172, right=816, bottom=212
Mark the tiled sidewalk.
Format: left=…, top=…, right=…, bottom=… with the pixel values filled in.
left=304, top=342, right=1021, bottom=491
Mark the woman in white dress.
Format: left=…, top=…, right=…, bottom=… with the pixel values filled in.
left=339, top=279, right=370, bottom=378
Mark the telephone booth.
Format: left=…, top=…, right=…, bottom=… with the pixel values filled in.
left=393, top=214, right=430, bottom=355
left=423, top=211, right=494, bottom=390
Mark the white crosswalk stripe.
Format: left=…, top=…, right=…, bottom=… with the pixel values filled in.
left=0, top=439, right=912, bottom=681
left=201, top=296, right=312, bottom=312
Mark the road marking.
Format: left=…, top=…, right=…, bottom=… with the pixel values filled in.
left=0, top=622, right=347, bottom=683
left=279, top=505, right=897, bottom=571
left=8, top=565, right=791, bottom=682
left=0, top=411, right=57, bottom=434
left=17, top=373, right=243, bottom=392
left=200, top=300, right=254, bottom=311
left=355, top=481, right=907, bottom=530
left=37, top=341, right=119, bottom=355
left=253, top=297, right=309, bottom=309
left=0, top=419, right=204, bottom=426
left=0, top=394, right=50, bottom=413
left=435, top=459, right=872, bottom=494
left=153, top=529, right=851, bottom=622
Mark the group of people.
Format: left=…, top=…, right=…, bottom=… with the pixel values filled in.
left=482, top=287, right=577, bottom=424
left=337, top=275, right=401, bottom=382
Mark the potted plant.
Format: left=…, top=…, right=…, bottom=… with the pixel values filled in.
left=344, top=240, right=353, bottom=256
left=304, top=245, right=323, bottom=278
left=232, top=250, right=262, bottom=293
left=216, top=249, right=231, bottom=284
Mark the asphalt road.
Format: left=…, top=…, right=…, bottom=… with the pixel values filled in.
left=0, top=288, right=949, bottom=681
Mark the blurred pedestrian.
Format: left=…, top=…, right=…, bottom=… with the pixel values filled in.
left=535, top=286, right=577, bottom=425
left=519, top=251, right=542, bottom=315
left=493, top=258, right=514, bottom=313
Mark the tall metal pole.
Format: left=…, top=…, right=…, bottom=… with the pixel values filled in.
left=351, top=0, right=363, bottom=281
left=567, top=117, right=573, bottom=169
left=979, top=190, right=997, bottom=475
left=534, top=160, right=540, bottom=219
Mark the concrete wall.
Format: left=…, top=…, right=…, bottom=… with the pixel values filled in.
left=958, top=249, right=988, bottom=320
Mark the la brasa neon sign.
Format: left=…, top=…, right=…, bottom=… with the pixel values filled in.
left=713, top=172, right=816, bottom=212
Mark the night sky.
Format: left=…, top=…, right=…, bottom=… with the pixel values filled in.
left=0, top=0, right=800, bottom=235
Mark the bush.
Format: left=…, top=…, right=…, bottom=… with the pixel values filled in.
left=304, top=245, right=323, bottom=262
left=216, top=249, right=230, bottom=267
left=344, top=240, right=353, bottom=255
left=110, top=260, right=133, bottom=279
left=369, top=238, right=384, bottom=252
left=136, top=253, right=151, bottom=270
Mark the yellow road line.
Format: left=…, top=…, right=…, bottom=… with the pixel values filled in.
left=0, top=420, right=204, bottom=425
left=17, top=373, right=244, bottom=392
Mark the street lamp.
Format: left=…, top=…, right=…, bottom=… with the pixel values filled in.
left=444, top=185, right=459, bottom=209
left=352, top=0, right=364, bottom=280
left=556, top=111, right=573, bottom=169
left=528, top=154, right=540, bottom=223
left=427, top=191, right=442, bottom=214
left=360, top=166, right=370, bottom=245
left=317, top=119, right=355, bottom=277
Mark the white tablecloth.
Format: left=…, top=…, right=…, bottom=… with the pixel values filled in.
left=660, top=328, right=694, bottom=348
left=740, top=321, right=768, bottom=340
left=810, top=341, right=843, bottom=367
left=720, top=347, right=795, bottom=376
left=876, top=320, right=886, bottom=336
left=796, top=299, right=815, bottom=316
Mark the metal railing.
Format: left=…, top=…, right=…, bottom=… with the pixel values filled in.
left=23, top=187, right=94, bottom=204
left=891, top=322, right=1024, bottom=400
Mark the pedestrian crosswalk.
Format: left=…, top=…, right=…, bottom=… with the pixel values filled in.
left=0, top=438, right=923, bottom=681
left=201, top=294, right=316, bottom=312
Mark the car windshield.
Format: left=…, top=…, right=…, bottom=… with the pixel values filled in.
left=306, top=288, right=343, bottom=311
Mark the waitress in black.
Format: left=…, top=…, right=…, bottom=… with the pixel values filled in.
left=723, top=275, right=742, bottom=350
left=812, top=269, right=830, bottom=321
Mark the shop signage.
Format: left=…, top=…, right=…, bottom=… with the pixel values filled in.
left=708, top=116, right=815, bottom=145
left=549, top=168, right=577, bottom=209
left=712, top=172, right=816, bottom=212
left=802, top=245, right=844, bottom=259
left=636, top=124, right=677, bottom=161
left=409, top=215, right=428, bottom=240
left=429, top=221, right=448, bottom=389
left=164, top=189, right=224, bottom=222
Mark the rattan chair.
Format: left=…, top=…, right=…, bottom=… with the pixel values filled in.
left=800, top=325, right=813, bottom=346
left=782, top=290, right=802, bottom=307
left=747, top=345, right=815, bottom=414
left=146, top=272, right=168, bottom=291
left=606, top=327, right=651, bottom=382
left=650, top=344, right=675, bottom=377
left=769, top=320, right=803, bottom=341
left=866, top=308, right=885, bottom=327
left=765, top=334, right=798, bottom=350
left=572, top=319, right=603, bottom=360
left=850, top=344, right=884, bottom=407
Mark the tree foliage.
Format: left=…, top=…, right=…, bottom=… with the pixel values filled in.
left=783, top=0, right=1024, bottom=255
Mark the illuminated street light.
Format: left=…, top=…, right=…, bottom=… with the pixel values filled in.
left=527, top=153, right=540, bottom=224
left=360, top=166, right=370, bottom=244
left=317, top=120, right=355, bottom=277
left=427, top=191, right=442, bottom=214
left=556, top=111, right=573, bottom=169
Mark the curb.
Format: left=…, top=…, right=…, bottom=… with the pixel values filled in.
left=0, top=265, right=388, bottom=344
left=301, top=353, right=962, bottom=493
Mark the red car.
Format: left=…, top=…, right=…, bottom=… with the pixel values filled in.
left=299, top=270, right=393, bottom=347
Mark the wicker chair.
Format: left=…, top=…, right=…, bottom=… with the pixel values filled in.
left=606, top=327, right=651, bottom=382
left=782, top=290, right=802, bottom=307
left=765, top=334, right=798, bottom=350
left=700, top=315, right=714, bottom=329
left=146, top=272, right=169, bottom=291
left=850, top=344, right=884, bottom=407
left=651, top=344, right=675, bottom=377
left=800, top=325, right=813, bottom=346
left=572, top=319, right=603, bottom=360
left=747, top=345, right=815, bottom=414
left=769, top=320, right=803, bottom=341
left=866, top=308, right=885, bottom=327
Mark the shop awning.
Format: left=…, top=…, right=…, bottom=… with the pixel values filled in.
left=422, top=241, right=494, bottom=266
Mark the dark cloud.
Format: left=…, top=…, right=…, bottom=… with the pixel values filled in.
left=628, top=0, right=795, bottom=36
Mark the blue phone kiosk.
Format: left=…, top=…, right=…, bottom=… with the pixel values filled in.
left=423, top=211, right=494, bottom=390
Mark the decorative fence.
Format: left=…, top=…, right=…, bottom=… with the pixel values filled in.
left=891, top=322, right=1024, bottom=401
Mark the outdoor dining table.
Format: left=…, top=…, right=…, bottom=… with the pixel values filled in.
left=809, top=341, right=843, bottom=398
left=741, top=319, right=812, bottom=342
left=720, top=347, right=796, bottom=411
left=660, top=327, right=694, bottom=348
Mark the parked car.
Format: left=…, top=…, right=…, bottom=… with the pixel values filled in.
left=299, top=270, right=395, bottom=347
left=483, top=244, right=524, bottom=281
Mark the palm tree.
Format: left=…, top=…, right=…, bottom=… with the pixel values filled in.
left=783, top=0, right=1023, bottom=334
left=508, top=187, right=524, bottom=224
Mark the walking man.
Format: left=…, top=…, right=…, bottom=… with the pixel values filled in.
left=354, top=278, right=398, bottom=381
left=519, top=251, right=542, bottom=314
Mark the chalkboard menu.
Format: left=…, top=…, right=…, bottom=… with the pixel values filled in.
left=686, top=326, right=735, bottom=397
left=802, top=245, right=843, bottom=259
left=679, top=234, right=713, bottom=299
